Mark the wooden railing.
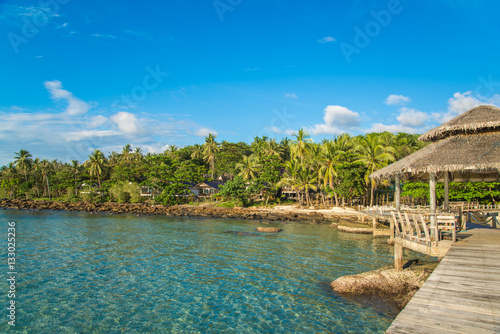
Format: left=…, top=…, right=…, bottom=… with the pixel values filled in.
left=392, top=211, right=458, bottom=245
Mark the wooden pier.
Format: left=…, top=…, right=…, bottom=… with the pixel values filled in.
left=386, top=226, right=500, bottom=333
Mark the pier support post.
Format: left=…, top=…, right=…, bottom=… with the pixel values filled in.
left=395, top=174, right=401, bottom=212
left=394, top=243, right=403, bottom=271
left=444, top=172, right=450, bottom=212
left=429, top=173, right=437, bottom=241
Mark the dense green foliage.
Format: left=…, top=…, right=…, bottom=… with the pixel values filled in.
left=402, top=181, right=500, bottom=203
left=3, top=130, right=493, bottom=207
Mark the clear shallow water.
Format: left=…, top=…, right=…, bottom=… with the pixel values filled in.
left=0, top=209, right=421, bottom=333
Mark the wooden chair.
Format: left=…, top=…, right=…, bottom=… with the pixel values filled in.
left=437, top=215, right=457, bottom=242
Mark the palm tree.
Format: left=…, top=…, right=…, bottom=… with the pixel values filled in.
left=14, top=149, right=32, bottom=182
left=355, top=133, right=396, bottom=206
left=291, top=128, right=312, bottom=164
left=279, top=137, right=292, bottom=162
left=262, top=139, right=280, bottom=157
left=39, top=159, right=52, bottom=199
left=279, top=159, right=300, bottom=202
left=190, top=144, right=204, bottom=160
left=71, top=160, right=80, bottom=195
left=133, top=147, right=144, bottom=161
left=236, top=155, right=260, bottom=181
left=86, top=149, right=106, bottom=189
left=121, top=144, right=132, bottom=162
left=319, top=140, right=340, bottom=206
left=294, top=166, right=317, bottom=207
left=203, top=134, right=219, bottom=179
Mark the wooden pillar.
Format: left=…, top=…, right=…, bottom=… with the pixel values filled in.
left=394, top=243, right=403, bottom=271
left=444, top=172, right=450, bottom=212
left=395, top=174, right=401, bottom=211
left=429, top=173, right=437, bottom=241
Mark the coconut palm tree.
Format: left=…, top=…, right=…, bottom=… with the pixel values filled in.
left=71, top=160, right=80, bottom=195
left=291, top=128, right=312, bottom=164
left=121, top=144, right=132, bottom=162
left=86, top=149, right=106, bottom=189
left=319, top=140, right=340, bottom=205
left=14, top=149, right=32, bottom=182
left=203, top=134, right=219, bottom=179
left=39, top=159, right=52, bottom=199
left=279, top=137, right=292, bottom=162
left=236, top=155, right=260, bottom=181
left=294, top=166, right=317, bottom=207
left=355, top=133, right=396, bottom=206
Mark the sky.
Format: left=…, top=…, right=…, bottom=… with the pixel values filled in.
left=1, top=0, right=500, bottom=165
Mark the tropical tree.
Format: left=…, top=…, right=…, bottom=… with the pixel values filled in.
left=236, top=155, right=260, bottom=181
left=71, top=160, right=80, bottom=195
left=203, top=134, right=219, bottom=179
left=294, top=166, right=317, bottom=207
left=291, top=129, right=312, bottom=164
left=355, top=133, right=396, bottom=206
left=121, top=144, right=133, bottom=162
left=39, top=159, right=52, bottom=199
left=14, top=149, right=32, bottom=182
left=86, top=149, right=106, bottom=189
left=279, top=137, right=292, bottom=162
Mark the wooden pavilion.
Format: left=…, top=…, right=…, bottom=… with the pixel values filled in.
left=370, top=105, right=500, bottom=268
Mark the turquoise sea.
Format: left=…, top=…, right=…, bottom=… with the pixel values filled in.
left=0, top=209, right=422, bottom=333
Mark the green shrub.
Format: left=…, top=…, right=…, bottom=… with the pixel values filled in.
left=109, top=182, right=141, bottom=203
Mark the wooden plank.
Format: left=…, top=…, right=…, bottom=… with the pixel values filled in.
left=386, top=227, right=500, bottom=333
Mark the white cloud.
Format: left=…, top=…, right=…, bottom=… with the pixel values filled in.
left=89, top=115, right=109, bottom=128
left=385, top=94, right=411, bottom=105
left=447, top=91, right=481, bottom=115
left=267, top=126, right=282, bottom=134
left=110, top=112, right=145, bottom=135
left=396, top=107, right=428, bottom=127
left=433, top=91, right=498, bottom=123
left=318, top=36, right=336, bottom=43
left=195, top=128, right=218, bottom=137
left=91, top=33, right=116, bottom=39
left=308, top=105, right=361, bottom=135
left=284, top=93, right=298, bottom=99
left=368, top=123, right=421, bottom=134
left=44, top=80, right=90, bottom=116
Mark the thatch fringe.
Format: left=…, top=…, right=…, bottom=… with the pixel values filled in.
left=419, top=105, right=500, bottom=142
left=371, top=131, right=500, bottom=180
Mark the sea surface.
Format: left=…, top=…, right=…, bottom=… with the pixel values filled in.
left=0, top=209, right=427, bottom=333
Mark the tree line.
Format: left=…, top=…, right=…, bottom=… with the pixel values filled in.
left=1, top=130, right=497, bottom=207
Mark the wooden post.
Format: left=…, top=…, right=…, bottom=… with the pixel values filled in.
left=395, top=174, right=401, bottom=211
left=394, top=243, right=403, bottom=271
left=372, top=217, right=377, bottom=232
left=390, top=216, right=395, bottom=243
left=444, top=172, right=450, bottom=212
left=429, top=173, right=437, bottom=241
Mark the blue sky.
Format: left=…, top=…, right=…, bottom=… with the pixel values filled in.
left=1, top=0, right=500, bottom=165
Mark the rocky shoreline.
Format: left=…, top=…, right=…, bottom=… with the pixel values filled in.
left=331, top=260, right=438, bottom=309
left=0, top=199, right=341, bottom=224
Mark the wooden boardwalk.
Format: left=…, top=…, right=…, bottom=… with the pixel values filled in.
left=386, top=226, right=500, bottom=333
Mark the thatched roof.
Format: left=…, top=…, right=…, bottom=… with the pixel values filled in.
left=419, top=105, right=500, bottom=142
left=371, top=131, right=500, bottom=180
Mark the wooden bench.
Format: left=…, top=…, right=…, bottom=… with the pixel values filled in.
left=437, top=215, right=457, bottom=242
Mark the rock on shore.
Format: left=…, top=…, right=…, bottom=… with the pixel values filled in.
left=0, top=199, right=337, bottom=224
left=331, top=260, right=438, bottom=309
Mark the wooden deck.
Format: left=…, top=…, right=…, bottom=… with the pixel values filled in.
left=386, top=226, right=500, bottom=333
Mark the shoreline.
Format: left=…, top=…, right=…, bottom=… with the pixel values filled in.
left=0, top=199, right=361, bottom=224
